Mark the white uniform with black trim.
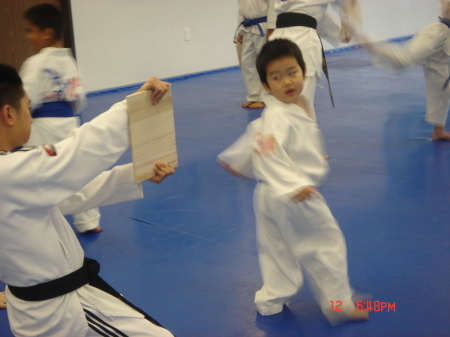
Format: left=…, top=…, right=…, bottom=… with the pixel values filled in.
left=0, top=101, right=173, bottom=337
left=237, top=0, right=276, bottom=102
left=370, top=22, right=450, bottom=127
left=20, top=47, right=100, bottom=232
left=270, top=0, right=361, bottom=119
left=218, top=93, right=355, bottom=326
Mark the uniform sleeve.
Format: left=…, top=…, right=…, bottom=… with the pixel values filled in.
left=58, top=164, right=143, bottom=215
left=238, top=13, right=244, bottom=24
left=10, top=100, right=132, bottom=210
left=217, top=120, right=261, bottom=179
left=317, top=13, right=341, bottom=47
left=19, top=57, right=44, bottom=111
left=370, top=24, right=447, bottom=69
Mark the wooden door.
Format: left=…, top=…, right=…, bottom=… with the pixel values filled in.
left=0, top=0, right=75, bottom=71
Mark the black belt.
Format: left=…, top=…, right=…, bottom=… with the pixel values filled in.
left=276, top=12, right=335, bottom=107
left=8, top=258, right=164, bottom=328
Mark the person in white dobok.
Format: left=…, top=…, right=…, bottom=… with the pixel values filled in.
left=269, top=0, right=362, bottom=120
left=0, top=63, right=175, bottom=337
left=218, top=39, right=369, bottom=325
left=20, top=4, right=101, bottom=233
left=236, top=0, right=276, bottom=109
left=361, top=0, right=450, bottom=141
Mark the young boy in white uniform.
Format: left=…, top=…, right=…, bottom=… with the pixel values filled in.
left=269, top=0, right=361, bottom=119
left=20, top=4, right=101, bottom=233
left=218, top=39, right=368, bottom=325
left=236, top=0, right=276, bottom=109
left=0, top=63, right=175, bottom=337
left=363, top=0, right=450, bottom=141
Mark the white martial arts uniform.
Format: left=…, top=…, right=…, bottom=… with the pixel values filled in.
left=20, top=47, right=100, bottom=232
left=218, top=93, right=355, bottom=326
left=237, top=0, right=276, bottom=102
left=270, top=0, right=361, bottom=119
left=0, top=101, right=173, bottom=337
left=369, top=21, right=450, bottom=127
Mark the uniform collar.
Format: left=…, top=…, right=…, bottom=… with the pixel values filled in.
left=0, top=146, right=36, bottom=155
left=262, top=93, right=315, bottom=121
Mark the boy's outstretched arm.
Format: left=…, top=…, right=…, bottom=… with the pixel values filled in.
left=137, top=77, right=170, bottom=104
left=148, top=162, right=175, bottom=184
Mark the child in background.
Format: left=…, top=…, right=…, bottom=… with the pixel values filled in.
left=218, top=39, right=369, bottom=325
left=20, top=3, right=101, bottom=233
left=236, top=0, right=276, bottom=109
left=362, top=0, right=450, bottom=141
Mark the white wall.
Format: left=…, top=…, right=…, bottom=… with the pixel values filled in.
left=71, top=0, right=440, bottom=92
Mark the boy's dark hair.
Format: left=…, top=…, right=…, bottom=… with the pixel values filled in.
left=0, top=64, right=25, bottom=111
left=256, top=39, right=306, bottom=86
left=24, top=3, right=63, bottom=41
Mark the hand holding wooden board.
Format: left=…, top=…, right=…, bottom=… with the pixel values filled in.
left=126, top=87, right=178, bottom=183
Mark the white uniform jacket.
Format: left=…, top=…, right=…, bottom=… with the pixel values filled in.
left=19, top=47, right=86, bottom=114
left=237, top=0, right=277, bottom=36
left=219, top=93, right=328, bottom=197
left=0, top=101, right=144, bottom=337
left=371, top=22, right=450, bottom=126
left=20, top=47, right=87, bottom=146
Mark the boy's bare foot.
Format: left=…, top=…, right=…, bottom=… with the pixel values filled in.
left=350, top=308, right=369, bottom=321
left=0, top=291, right=6, bottom=309
left=323, top=155, right=330, bottom=159
left=91, top=226, right=102, bottom=233
left=432, top=127, right=450, bottom=141
left=242, top=101, right=255, bottom=108
left=248, top=101, right=265, bottom=109
left=432, top=131, right=450, bottom=141
left=83, top=226, right=101, bottom=234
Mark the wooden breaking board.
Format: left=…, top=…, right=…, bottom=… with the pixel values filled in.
left=126, top=87, right=178, bottom=183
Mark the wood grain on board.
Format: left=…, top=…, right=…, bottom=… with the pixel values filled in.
left=126, top=88, right=178, bottom=183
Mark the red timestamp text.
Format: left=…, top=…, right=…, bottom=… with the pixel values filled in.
left=330, top=300, right=397, bottom=312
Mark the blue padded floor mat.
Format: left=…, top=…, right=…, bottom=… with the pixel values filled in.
left=1, top=46, right=449, bottom=337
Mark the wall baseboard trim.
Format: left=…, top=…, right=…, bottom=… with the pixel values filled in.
left=87, top=35, right=413, bottom=98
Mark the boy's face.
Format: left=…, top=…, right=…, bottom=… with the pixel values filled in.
left=24, top=20, right=50, bottom=52
left=262, top=56, right=305, bottom=105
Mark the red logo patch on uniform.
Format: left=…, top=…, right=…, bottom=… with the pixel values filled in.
left=254, top=133, right=276, bottom=156
left=42, top=144, right=57, bottom=156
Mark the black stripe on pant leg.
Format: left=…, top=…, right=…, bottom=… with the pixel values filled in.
left=87, top=322, right=111, bottom=337
left=86, top=315, right=119, bottom=337
left=84, top=309, right=129, bottom=337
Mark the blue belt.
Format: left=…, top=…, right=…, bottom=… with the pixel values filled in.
left=32, top=101, right=74, bottom=118
left=234, top=16, right=267, bottom=42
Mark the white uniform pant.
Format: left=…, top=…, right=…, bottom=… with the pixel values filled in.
left=26, top=117, right=101, bottom=232
left=240, top=32, right=267, bottom=102
left=77, top=286, right=174, bottom=337
left=253, top=183, right=354, bottom=326
left=83, top=304, right=173, bottom=337
left=270, top=27, right=323, bottom=120
left=423, top=64, right=450, bottom=127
